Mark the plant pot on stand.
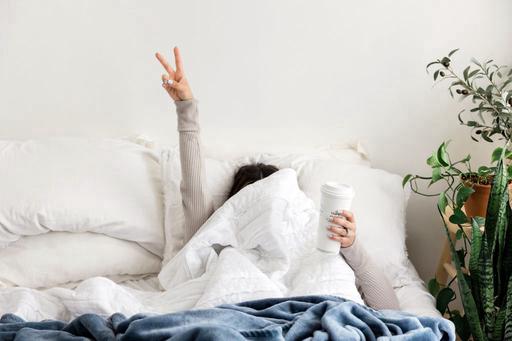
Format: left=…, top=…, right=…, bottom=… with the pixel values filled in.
left=463, top=176, right=512, bottom=219
left=463, top=182, right=491, bottom=218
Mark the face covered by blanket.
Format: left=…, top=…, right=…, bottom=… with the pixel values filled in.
left=158, top=168, right=364, bottom=308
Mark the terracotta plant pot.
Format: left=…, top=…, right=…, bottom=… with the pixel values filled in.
left=463, top=181, right=512, bottom=218
left=463, top=183, right=491, bottom=218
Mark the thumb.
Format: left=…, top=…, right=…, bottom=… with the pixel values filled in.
left=161, top=74, right=174, bottom=86
left=161, top=74, right=178, bottom=99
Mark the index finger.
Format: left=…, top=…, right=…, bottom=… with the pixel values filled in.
left=174, top=46, right=184, bottom=73
left=155, top=52, right=176, bottom=78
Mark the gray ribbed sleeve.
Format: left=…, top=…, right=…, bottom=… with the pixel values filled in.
left=175, top=99, right=214, bottom=245
left=175, top=99, right=400, bottom=311
left=340, top=239, right=400, bottom=310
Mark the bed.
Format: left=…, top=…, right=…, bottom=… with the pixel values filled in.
left=0, top=138, right=451, bottom=339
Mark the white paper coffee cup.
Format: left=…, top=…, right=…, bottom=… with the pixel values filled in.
left=316, top=182, right=355, bottom=253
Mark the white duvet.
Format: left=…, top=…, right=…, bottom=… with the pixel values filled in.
left=0, top=169, right=365, bottom=320
left=158, top=168, right=363, bottom=306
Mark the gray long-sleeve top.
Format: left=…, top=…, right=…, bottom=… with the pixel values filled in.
left=175, top=99, right=400, bottom=310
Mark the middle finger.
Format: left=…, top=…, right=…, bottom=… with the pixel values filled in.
left=328, top=225, right=348, bottom=237
left=331, top=216, right=353, bottom=230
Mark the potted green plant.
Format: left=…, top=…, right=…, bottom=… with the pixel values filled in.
left=423, top=50, right=512, bottom=214
left=404, top=143, right=512, bottom=221
left=403, top=51, right=512, bottom=340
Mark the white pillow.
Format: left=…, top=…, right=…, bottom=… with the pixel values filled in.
left=0, top=232, right=161, bottom=289
left=293, top=159, right=410, bottom=276
left=0, top=138, right=165, bottom=256
left=160, top=144, right=372, bottom=262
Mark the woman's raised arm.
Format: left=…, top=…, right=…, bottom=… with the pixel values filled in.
left=156, top=47, right=214, bottom=245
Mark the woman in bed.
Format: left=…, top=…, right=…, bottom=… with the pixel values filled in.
left=155, top=47, right=400, bottom=311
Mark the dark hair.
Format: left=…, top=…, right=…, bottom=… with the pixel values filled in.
left=227, top=163, right=279, bottom=199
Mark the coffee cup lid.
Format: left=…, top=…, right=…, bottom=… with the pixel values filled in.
left=321, top=182, right=354, bottom=197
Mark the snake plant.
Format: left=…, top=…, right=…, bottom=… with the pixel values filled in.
left=441, top=147, right=512, bottom=340
left=405, top=144, right=512, bottom=340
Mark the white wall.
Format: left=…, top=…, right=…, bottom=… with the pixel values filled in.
left=1, top=0, right=511, bottom=280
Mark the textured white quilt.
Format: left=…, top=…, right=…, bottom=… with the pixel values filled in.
left=158, top=168, right=363, bottom=306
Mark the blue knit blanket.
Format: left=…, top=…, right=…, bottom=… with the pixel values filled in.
left=0, top=295, right=454, bottom=340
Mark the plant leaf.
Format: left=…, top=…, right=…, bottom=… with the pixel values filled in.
left=431, top=167, right=442, bottom=185
left=450, top=208, right=468, bottom=225
left=451, top=311, right=471, bottom=341
left=481, top=130, right=494, bottom=142
left=428, top=278, right=440, bottom=297
left=468, top=69, right=480, bottom=79
left=478, top=166, right=492, bottom=176
left=438, top=191, right=448, bottom=213
left=436, top=287, right=455, bottom=315
left=469, top=219, right=482, bottom=277
left=496, top=192, right=510, bottom=296
left=458, top=109, right=466, bottom=124
left=493, top=309, right=506, bottom=341
left=448, top=48, right=459, bottom=57
left=501, top=79, right=512, bottom=91
left=463, top=66, right=471, bottom=80
left=504, top=274, right=512, bottom=339
left=469, top=218, right=483, bottom=321
left=485, top=148, right=508, bottom=264
left=437, top=142, right=450, bottom=167
left=479, top=235, right=495, bottom=335
left=427, top=152, right=441, bottom=167
left=456, top=186, right=475, bottom=207
left=402, top=174, right=413, bottom=188
left=492, top=147, right=504, bottom=163
left=426, top=61, right=439, bottom=72
left=500, top=206, right=512, bottom=304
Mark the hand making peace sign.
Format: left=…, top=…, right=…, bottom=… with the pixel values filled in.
left=155, top=47, right=193, bottom=101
